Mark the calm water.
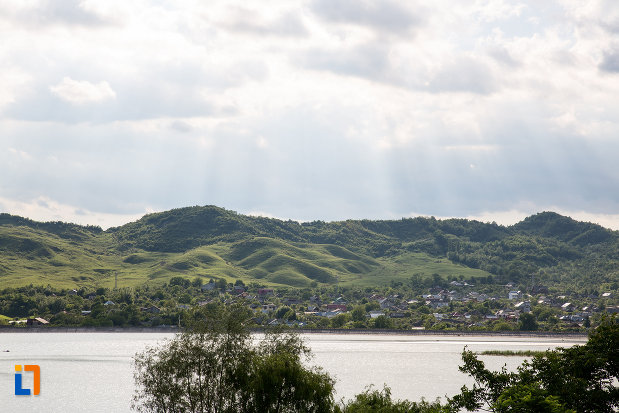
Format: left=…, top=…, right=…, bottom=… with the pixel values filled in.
left=0, top=332, right=585, bottom=412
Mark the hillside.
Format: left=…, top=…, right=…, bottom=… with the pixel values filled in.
left=0, top=207, right=617, bottom=290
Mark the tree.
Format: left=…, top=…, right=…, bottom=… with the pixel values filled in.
left=448, top=317, right=619, bottom=412
left=342, top=385, right=450, bottom=413
left=351, top=305, right=366, bottom=322
left=373, top=315, right=393, bottom=329
left=518, top=313, right=538, bottom=331
left=132, top=305, right=336, bottom=413
left=248, top=332, right=335, bottom=412
left=331, top=313, right=350, bottom=328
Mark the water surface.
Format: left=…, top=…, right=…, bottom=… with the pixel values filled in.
left=0, top=332, right=585, bottom=412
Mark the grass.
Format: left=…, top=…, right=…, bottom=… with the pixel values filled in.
left=478, top=350, right=548, bottom=357
left=1, top=226, right=491, bottom=290
left=337, top=252, right=491, bottom=287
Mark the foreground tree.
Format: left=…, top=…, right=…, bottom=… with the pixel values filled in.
left=342, top=386, right=450, bottom=413
left=449, top=317, right=618, bottom=412
left=132, top=304, right=335, bottom=413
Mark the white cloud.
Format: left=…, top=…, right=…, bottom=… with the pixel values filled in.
left=50, top=77, right=116, bottom=105
left=0, top=0, right=618, bottom=229
left=0, top=196, right=146, bottom=229
left=309, top=0, right=423, bottom=34
left=0, top=66, right=32, bottom=110
left=465, top=208, right=619, bottom=231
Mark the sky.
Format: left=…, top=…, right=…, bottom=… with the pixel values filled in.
left=1, top=0, right=619, bottom=230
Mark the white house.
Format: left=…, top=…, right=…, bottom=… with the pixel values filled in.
left=514, top=301, right=531, bottom=313
left=508, top=291, right=522, bottom=300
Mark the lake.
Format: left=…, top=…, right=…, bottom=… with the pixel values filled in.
left=0, top=332, right=586, bottom=412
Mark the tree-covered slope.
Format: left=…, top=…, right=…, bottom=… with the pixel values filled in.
left=0, top=206, right=617, bottom=290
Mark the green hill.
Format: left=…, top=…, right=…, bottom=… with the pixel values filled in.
left=0, top=207, right=617, bottom=290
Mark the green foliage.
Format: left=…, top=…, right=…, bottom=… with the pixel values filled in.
left=330, top=313, right=351, bottom=328
left=518, top=313, right=538, bottom=331
left=1, top=206, right=617, bottom=292
left=479, top=350, right=547, bottom=357
left=493, top=383, right=574, bottom=413
left=373, top=315, right=393, bottom=329
left=449, top=318, right=619, bottom=412
left=351, top=305, right=366, bottom=322
left=342, top=386, right=451, bottom=413
left=132, top=305, right=336, bottom=413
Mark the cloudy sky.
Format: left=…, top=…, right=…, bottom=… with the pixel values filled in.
left=1, top=0, right=619, bottom=230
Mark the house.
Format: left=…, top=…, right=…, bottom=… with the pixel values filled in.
left=368, top=311, right=385, bottom=319
left=104, top=300, right=115, bottom=306
left=333, top=296, right=347, bottom=304
left=475, top=294, right=489, bottom=302
left=81, top=310, right=92, bottom=316
left=177, top=304, right=190, bottom=310
left=326, top=304, right=347, bottom=312
left=496, top=309, right=519, bottom=320
left=427, top=300, right=448, bottom=309
left=322, top=310, right=343, bottom=318
left=379, top=298, right=395, bottom=309
left=561, top=302, right=573, bottom=312
left=141, top=305, right=161, bottom=314
left=68, top=289, right=78, bottom=296
left=570, top=314, right=585, bottom=323
left=26, top=318, right=49, bottom=326
left=232, top=285, right=245, bottom=294
left=201, top=281, right=216, bottom=291
left=258, top=288, right=274, bottom=297
left=538, top=296, right=552, bottom=305
left=508, top=291, right=522, bottom=300
left=261, top=303, right=276, bottom=313
left=514, top=301, right=531, bottom=313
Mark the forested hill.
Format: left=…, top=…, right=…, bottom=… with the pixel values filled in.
left=1, top=206, right=617, bottom=289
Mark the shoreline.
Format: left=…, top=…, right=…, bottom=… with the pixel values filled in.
left=0, top=326, right=588, bottom=338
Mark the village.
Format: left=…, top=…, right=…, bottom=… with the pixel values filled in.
left=2, top=276, right=616, bottom=332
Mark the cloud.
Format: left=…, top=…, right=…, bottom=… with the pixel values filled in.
left=600, top=47, right=619, bottom=73
left=300, top=42, right=391, bottom=81
left=300, top=45, right=495, bottom=95
left=427, top=57, right=497, bottom=94
left=50, top=77, right=116, bottom=105
left=0, top=195, right=145, bottom=230
left=309, top=0, right=422, bottom=34
left=1, top=0, right=112, bottom=27
left=222, top=9, right=308, bottom=37
left=1, top=0, right=618, bottom=232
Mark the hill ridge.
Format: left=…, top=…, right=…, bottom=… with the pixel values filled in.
left=1, top=206, right=617, bottom=289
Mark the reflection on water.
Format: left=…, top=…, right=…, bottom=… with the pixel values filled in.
left=0, top=332, right=585, bottom=413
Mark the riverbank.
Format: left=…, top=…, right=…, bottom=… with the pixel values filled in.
left=0, top=325, right=588, bottom=338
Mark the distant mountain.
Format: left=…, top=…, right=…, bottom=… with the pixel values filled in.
left=0, top=206, right=617, bottom=289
